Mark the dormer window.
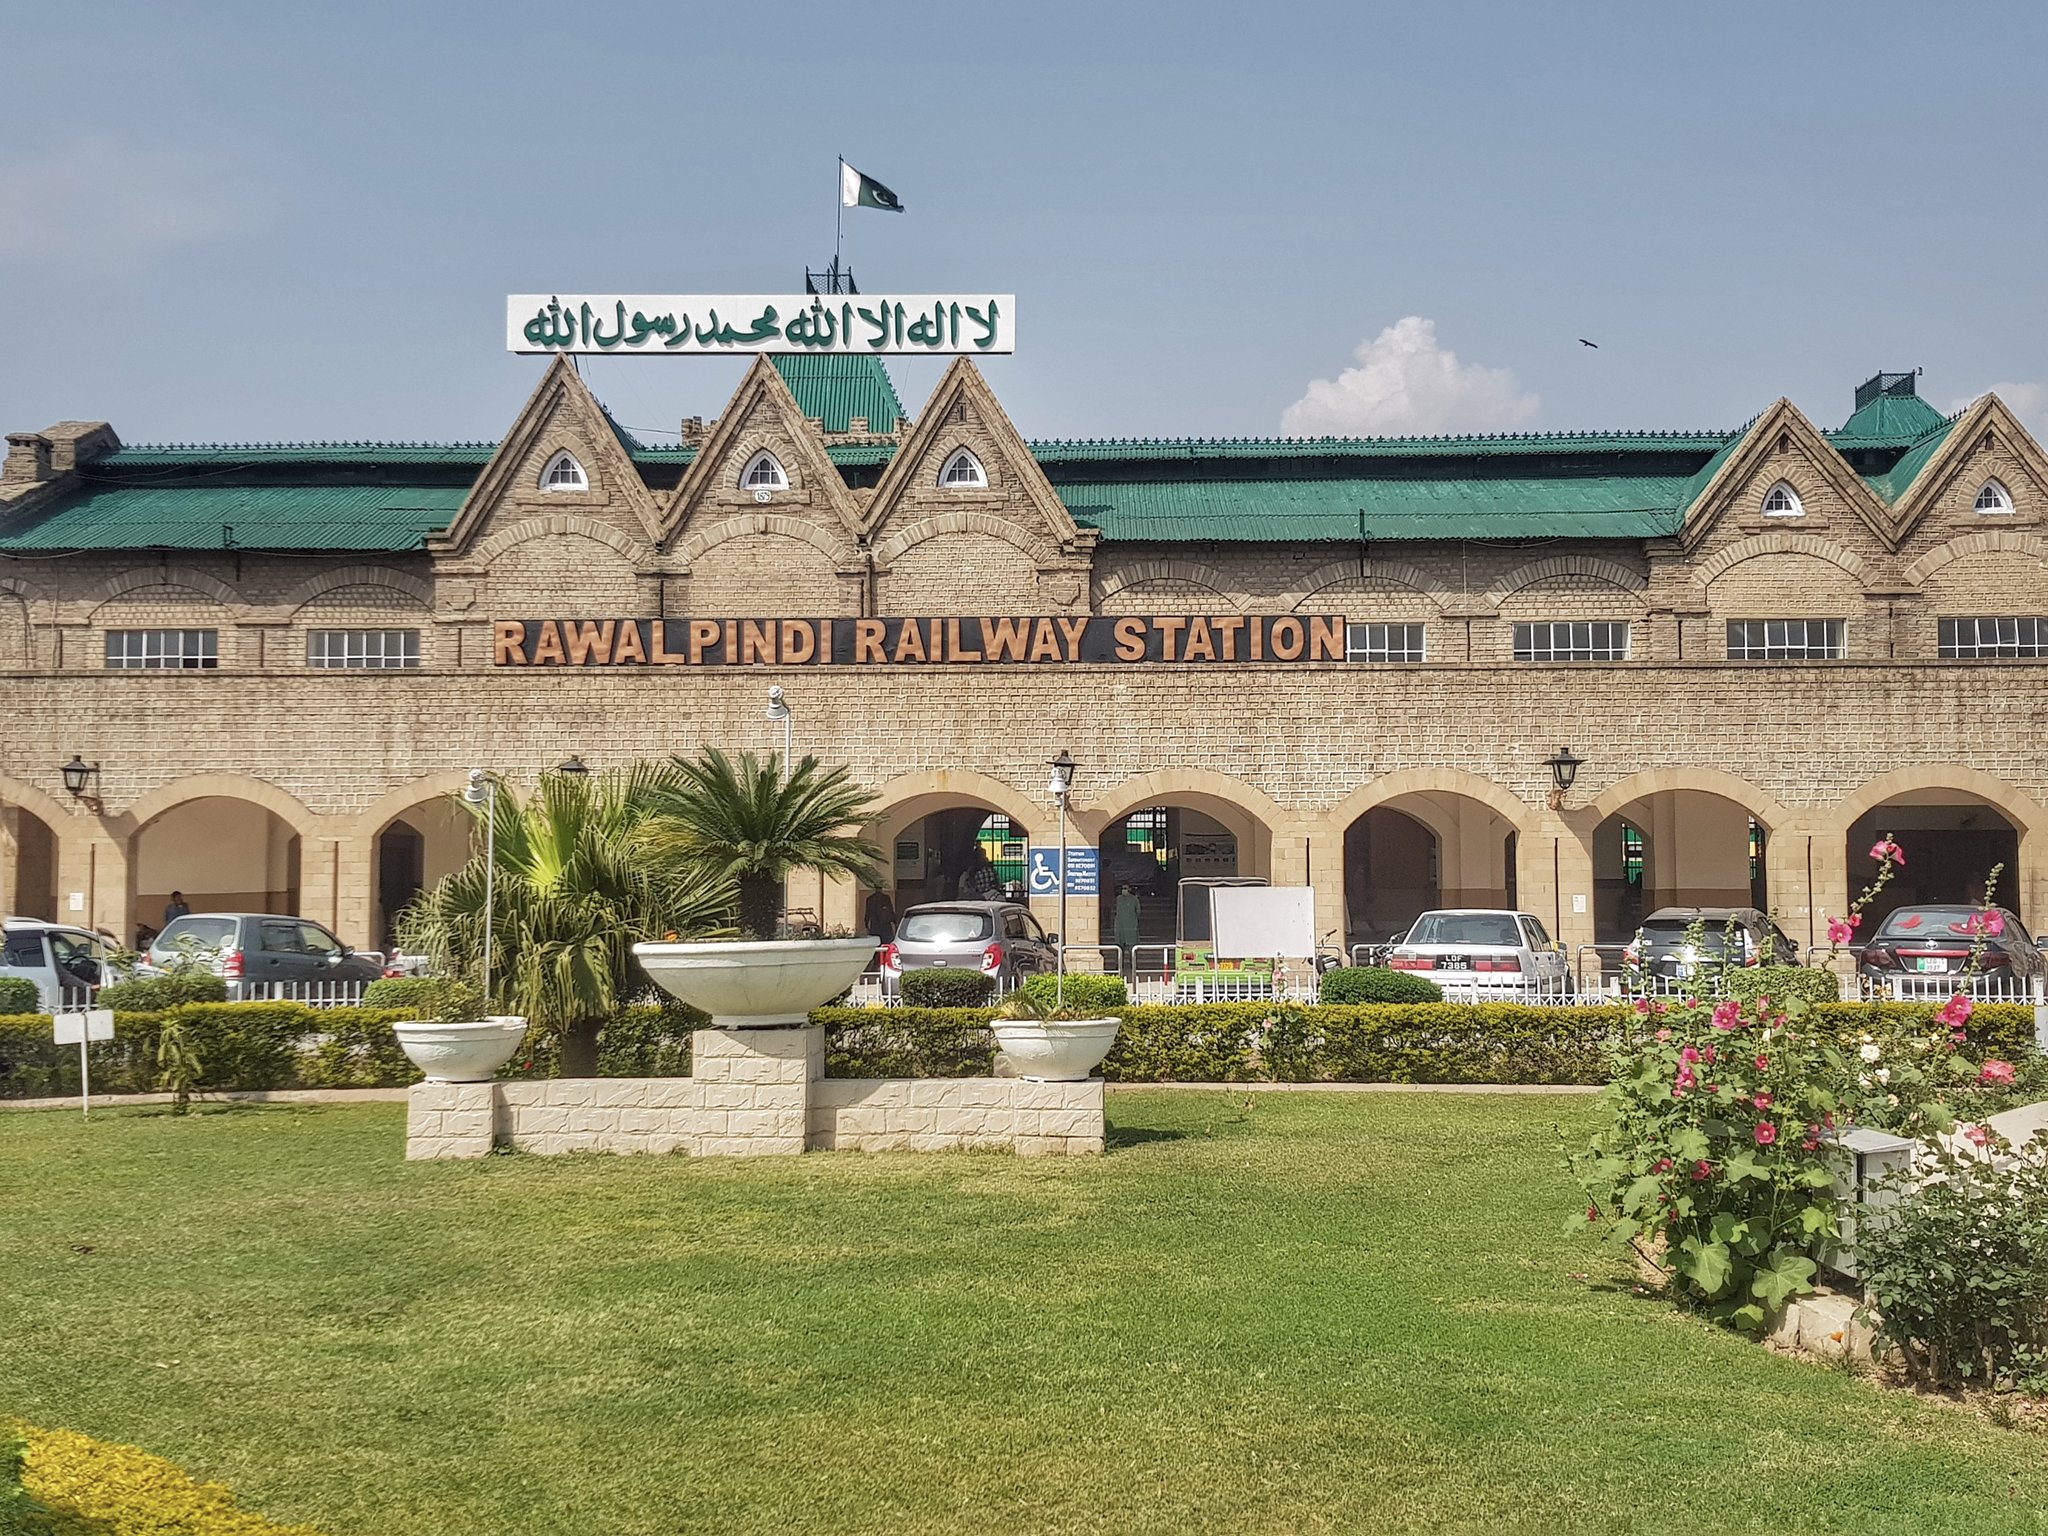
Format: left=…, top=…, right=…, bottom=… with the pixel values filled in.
left=1975, top=479, right=2014, bottom=515
left=540, top=451, right=587, bottom=492
left=940, top=449, right=987, bottom=488
left=1761, top=482, right=1803, bottom=518
left=741, top=451, right=788, bottom=491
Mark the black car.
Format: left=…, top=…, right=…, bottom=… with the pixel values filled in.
left=1625, top=907, right=1798, bottom=983
left=1857, top=905, right=2044, bottom=988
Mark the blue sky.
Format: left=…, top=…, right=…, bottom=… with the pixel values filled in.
left=2, top=0, right=2044, bottom=447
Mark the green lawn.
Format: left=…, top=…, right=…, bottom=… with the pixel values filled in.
left=2, top=1093, right=2041, bottom=1536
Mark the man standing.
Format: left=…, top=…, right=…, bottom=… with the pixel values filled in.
left=1114, top=883, right=1143, bottom=976
left=163, top=890, right=191, bottom=924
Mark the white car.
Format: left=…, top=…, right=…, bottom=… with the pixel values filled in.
left=1387, top=909, right=1573, bottom=997
left=0, top=919, right=124, bottom=1011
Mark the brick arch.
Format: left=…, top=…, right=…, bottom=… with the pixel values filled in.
left=117, top=773, right=321, bottom=839
left=1587, top=767, right=1793, bottom=834
left=346, top=771, right=480, bottom=841
left=1483, top=554, right=1646, bottom=607
left=1294, top=557, right=1451, bottom=609
left=871, top=769, right=1042, bottom=843
left=85, top=568, right=238, bottom=608
left=1087, top=768, right=1291, bottom=837
left=1693, top=531, right=1877, bottom=592
left=1823, top=765, right=2048, bottom=842
left=1093, top=560, right=1246, bottom=610
left=1322, top=767, right=1541, bottom=840
left=872, top=511, right=1049, bottom=568
left=932, top=441, right=997, bottom=489
left=0, top=772, right=85, bottom=830
left=277, top=565, right=435, bottom=614
left=0, top=574, right=55, bottom=623
left=1902, top=529, right=2048, bottom=588
left=675, top=511, right=853, bottom=568
left=728, top=432, right=804, bottom=492
left=468, top=513, right=650, bottom=569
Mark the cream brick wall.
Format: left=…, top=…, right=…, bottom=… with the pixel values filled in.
left=879, top=532, right=1040, bottom=613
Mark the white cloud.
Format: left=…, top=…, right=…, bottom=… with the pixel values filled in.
left=1281, top=317, right=1540, bottom=438
left=1948, top=383, right=2048, bottom=439
left=0, top=136, right=240, bottom=268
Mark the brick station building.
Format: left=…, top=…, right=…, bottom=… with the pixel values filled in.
left=2, top=356, right=2045, bottom=965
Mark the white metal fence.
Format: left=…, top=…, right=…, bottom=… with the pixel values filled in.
left=233, top=979, right=372, bottom=1008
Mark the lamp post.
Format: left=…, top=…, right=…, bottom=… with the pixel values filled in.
left=766, top=686, right=793, bottom=783
left=59, top=755, right=103, bottom=815
left=463, top=768, right=496, bottom=1006
left=1048, top=750, right=1077, bottom=1008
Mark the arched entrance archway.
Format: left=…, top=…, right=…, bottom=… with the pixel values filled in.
left=371, top=798, right=473, bottom=949
left=1096, top=793, right=1274, bottom=951
left=1591, top=789, right=1771, bottom=944
left=0, top=804, right=59, bottom=921
left=131, top=797, right=300, bottom=942
left=1847, top=793, right=2021, bottom=928
left=1341, top=794, right=1517, bottom=945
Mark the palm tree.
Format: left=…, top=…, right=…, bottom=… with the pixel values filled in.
left=399, top=762, right=728, bottom=1076
left=636, top=748, right=882, bottom=940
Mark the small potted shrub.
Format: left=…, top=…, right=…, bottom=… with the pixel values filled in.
left=630, top=748, right=883, bottom=1027
left=900, top=967, right=998, bottom=1008
left=386, top=980, right=527, bottom=1083
left=988, top=986, right=1121, bottom=1082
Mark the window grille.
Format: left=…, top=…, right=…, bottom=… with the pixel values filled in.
left=540, top=452, right=586, bottom=491
left=742, top=451, right=788, bottom=490
left=308, top=629, right=421, bottom=669
left=104, top=629, right=218, bottom=670
left=1761, top=482, right=1803, bottom=517
left=1726, top=619, right=1845, bottom=660
left=940, top=449, right=987, bottom=487
left=1974, top=479, right=2014, bottom=514
left=1512, top=621, right=1630, bottom=662
left=1939, top=617, right=2048, bottom=658
left=1345, top=623, right=1425, bottom=662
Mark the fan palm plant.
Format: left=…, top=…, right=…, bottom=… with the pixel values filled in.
left=636, top=748, right=882, bottom=940
left=398, top=762, right=729, bottom=1076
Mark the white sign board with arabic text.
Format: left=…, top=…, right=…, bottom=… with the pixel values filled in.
left=509, top=294, right=1014, bottom=355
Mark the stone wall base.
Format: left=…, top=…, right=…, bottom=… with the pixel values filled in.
left=405, top=1026, right=1104, bottom=1161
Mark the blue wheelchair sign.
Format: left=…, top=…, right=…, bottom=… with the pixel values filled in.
left=1027, top=846, right=1099, bottom=897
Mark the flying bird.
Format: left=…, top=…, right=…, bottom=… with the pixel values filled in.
left=1579, top=338, right=1599, bottom=348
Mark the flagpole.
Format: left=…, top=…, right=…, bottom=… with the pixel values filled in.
left=836, top=156, right=845, bottom=277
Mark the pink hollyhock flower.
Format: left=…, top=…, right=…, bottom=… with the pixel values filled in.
left=1753, top=1091, right=1773, bottom=1109
left=1964, top=1124, right=1993, bottom=1147
left=1653, top=1157, right=1673, bottom=1173
left=1691, top=1160, right=1714, bottom=1181
left=1801, top=1128, right=1822, bottom=1151
left=1754, top=1122, right=1778, bottom=1146
left=1755, top=1054, right=1769, bottom=1071
left=1634, top=998, right=1651, bottom=1015
left=1704, top=1046, right=1718, bottom=1063
left=1938, top=994, right=1974, bottom=1029
left=1979, top=1059, right=2017, bottom=1086
left=1673, top=1068, right=1696, bottom=1095
left=1679, top=1045, right=1701, bottom=1064
left=1826, top=916, right=1859, bottom=945
left=1870, top=839, right=1905, bottom=866
left=1587, top=1203, right=1600, bottom=1221
left=1654, top=1028, right=1671, bottom=1042
left=1711, top=1001, right=1742, bottom=1032
left=1983, top=910, right=2006, bottom=937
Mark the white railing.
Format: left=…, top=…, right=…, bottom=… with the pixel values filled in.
left=236, top=979, right=371, bottom=1008
left=1849, top=971, right=2046, bottom=1005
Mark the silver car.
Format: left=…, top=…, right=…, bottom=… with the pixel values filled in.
left=1, top=919, right=122, bottom=1010
left=878, top=901, right=1059, bottom=996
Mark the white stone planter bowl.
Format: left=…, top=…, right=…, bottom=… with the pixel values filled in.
left=632, top=936, right=877, bottom=1027
left=990, top=1017, right=1121, bottom=1081
left=394, top=1016, right=528, bottom=1083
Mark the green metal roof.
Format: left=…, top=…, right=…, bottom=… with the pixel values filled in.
left=1832, top=391, right=1950, bottom=444
left=104, top=443, right=497, bottom=467
left=1866, top=420, right=1959, bottom=503
left=1032, top=429, right=1728, bottom=465
left=0, top=483, right=468, bottom=552
left=1058, top=475, right=1692, bottom=542
left=773, top=354, right=905, bottom=434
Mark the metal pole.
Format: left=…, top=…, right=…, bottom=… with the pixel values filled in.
left=79, top=1032, right=90, bottom=1119
left=481, top=786, right=496, bottom=1008
left=836, top=156, right=844, bottom=273
left=783, top=714, right=792, bottom=783
left=1057, top=793, right=1068, bottom=1009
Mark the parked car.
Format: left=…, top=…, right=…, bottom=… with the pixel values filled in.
left=878, top=901, right=1059, bottom=997
left=0, top=918, right=125, bottom=1010
left=1623, top=906, right=1798, bottom=983
left=1857, top=905, right=2044, bottom=991
left=143, top=912, right=383, bottom=998
left=1387, top=909, right=1573, bottom=996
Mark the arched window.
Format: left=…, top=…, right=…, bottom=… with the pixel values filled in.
left=940, top=448, right=987, bottom=488
left=1760, top=481, right=1803, bottom=518
left=741, top=451, right=788, bottom=491
left=1974, top=479, right=2014, bottom=514
left=540, top=451, right=587, bottom=492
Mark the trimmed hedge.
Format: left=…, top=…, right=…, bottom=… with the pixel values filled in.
left=94, top=974, right=229, bottom=1010
left=1015, top=973, right=1129, bottom=1011
left=358, top=976, right=483, bottom=1018
left=1316, top=967, right=1444, bottom=1005
left=1720, top=964, right=1839, bottom=1006
left=9, top=1418, right=324, bottom=1534
left=814, top=1006, right=997, bottom=1078
left=899, top=967, right=996, bottom=1008
left=0, top=978, right=39, bottom=1017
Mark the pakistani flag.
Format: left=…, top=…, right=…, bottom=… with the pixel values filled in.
left=840, top=161, right=904, bottom=212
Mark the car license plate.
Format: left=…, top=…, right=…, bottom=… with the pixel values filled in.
left=1914, top=957, right=1947, bottom=973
